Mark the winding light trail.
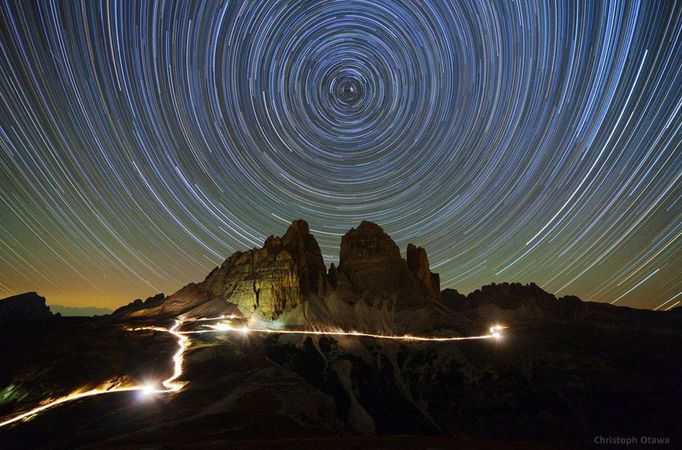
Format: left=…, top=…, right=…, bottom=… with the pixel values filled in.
left=0, top=319, right=186, bottom=429
left=200, top=322, right=506, bottom=342
left=0, top=317, right=504, bottom=429
left=0, top=386, right=145, bottom=429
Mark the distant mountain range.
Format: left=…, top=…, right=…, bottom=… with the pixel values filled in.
left=48, top=305, right=112, bottom=317
left=0, top=292, right=112, bottom=320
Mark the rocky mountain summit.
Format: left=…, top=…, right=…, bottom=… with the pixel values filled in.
left=203, top=219, right=328, bottom=320
left=113, top=220, right=456, bottom=333
left=335, top=221, right=439, bottom=308
left=113, top=219, right=674, bottom=336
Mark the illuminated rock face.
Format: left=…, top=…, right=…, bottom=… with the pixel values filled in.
left=204, top=219, right=441, bottom=318
left=203, top=220, right=327, bottom=320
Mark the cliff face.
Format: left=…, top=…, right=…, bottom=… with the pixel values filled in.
left=202, top=220, right=328, bottom=320
left=114, top=219, right=445, bottom=324
left=406, top=243, right=440, bottom=299
left=0, top=292, right=53, bottom=323
left=282, top=219, right=328, bottom=298
left=337, top=221, right=404, bottom=296
left=335, top=221, right=440, bottom=309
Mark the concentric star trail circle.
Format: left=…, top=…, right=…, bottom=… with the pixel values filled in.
left=0, top=1, right=680, bottom=309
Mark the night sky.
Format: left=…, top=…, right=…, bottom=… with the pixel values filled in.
left=0, top=0, right=680, bottom=311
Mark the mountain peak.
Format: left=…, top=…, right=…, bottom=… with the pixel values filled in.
left=284, top=219, right=310, bottom=237
left=197, top=219, right=328, bottom=320
left=357, top=220, right=385, bottom=232
left=335, top=222, right=440, bottom=307
left=281, top=219, right=327, bottom=298
left=116, top=220, right=443, bottom=321
left=340, top=221, right=401, bottom=262
left=406, top=244, right=440, bottom=299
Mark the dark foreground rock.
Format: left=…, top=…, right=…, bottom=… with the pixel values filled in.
left=0, top=308, right=680, bottom=449
left=0, top=292, right=53, bottom=323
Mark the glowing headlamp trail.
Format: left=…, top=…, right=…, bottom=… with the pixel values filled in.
left=0, top=319, right=187, bottom=428
left=200, top=323, right=506, bottom=342
left=0, top=317, right=505, bottom=429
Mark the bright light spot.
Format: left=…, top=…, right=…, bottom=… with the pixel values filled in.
left=142, top=384, right=156, bottom=396
left=489, top=324, right=504, bottom=340
left=205, top=322, right=249, bottom=335
left=212, top=322, right=233, bottom=332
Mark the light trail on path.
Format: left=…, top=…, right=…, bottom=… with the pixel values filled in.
left=198, top=322, right=505, bottom=342
left=0, top=319, right=186, bottom=429
left=0, top=316, right=504, bottom=429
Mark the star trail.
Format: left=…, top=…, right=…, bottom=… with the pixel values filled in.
left=0, top=0, right=680, bottom=310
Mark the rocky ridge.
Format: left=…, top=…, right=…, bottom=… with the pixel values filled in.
left=112, top=219, right=674, bottom=334
left=114, top=220, right=453, bottom=331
